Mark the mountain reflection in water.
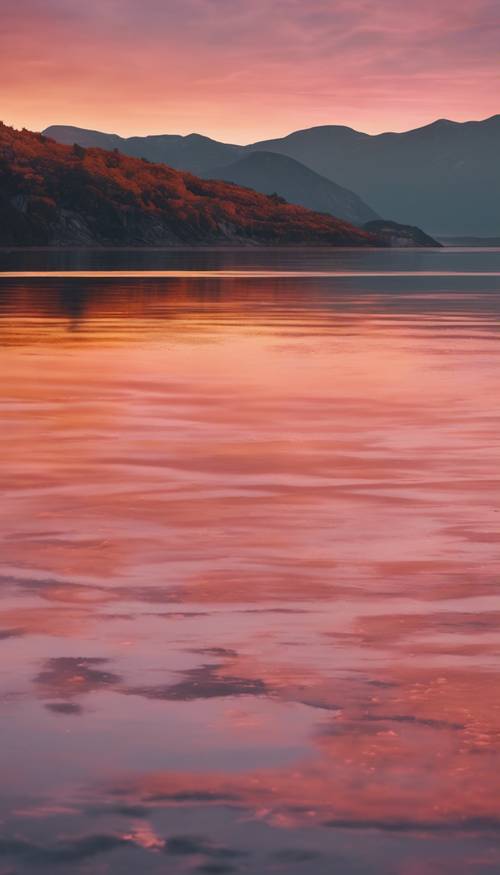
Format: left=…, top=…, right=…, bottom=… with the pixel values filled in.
left=1, top=248, right=500, bottom=874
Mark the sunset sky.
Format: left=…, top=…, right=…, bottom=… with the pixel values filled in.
left=2, top=0, right=499, bottom=142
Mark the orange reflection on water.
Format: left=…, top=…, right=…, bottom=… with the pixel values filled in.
left=1, top=267, right=500, bottom=873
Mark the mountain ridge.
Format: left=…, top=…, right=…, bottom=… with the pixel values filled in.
left=45, top=114, right=500, bottom=144
left=44, top=115, right=500, bottom=235
left=245, top=115, right=500, bottom=234
left=44, top=126, right=240, bottom=175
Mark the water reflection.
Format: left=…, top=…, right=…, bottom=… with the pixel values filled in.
left=1, top=251, right=500, bottom=873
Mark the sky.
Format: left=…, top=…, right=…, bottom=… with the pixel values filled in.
left=2, top=0, right=499, bottom=143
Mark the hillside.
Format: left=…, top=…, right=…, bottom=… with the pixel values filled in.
left=248, top=116, right=500, bottom=235
left=0, top=124, right=382, bottom=248
left=45, top=115, right=500, bottom=235
left=203, top=151, right=380, bottom=226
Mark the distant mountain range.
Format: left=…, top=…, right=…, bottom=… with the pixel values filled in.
left=45, top=115, right=500, bottom=236
left=43, top=126, right=240, bottom=175
left=44, top=126, right=378, bottom=227
left=0, top=123, right=387, bottom=247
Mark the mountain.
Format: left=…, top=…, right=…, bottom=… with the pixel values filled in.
left=44, top=125, right=380, bottom=227
left=247, top=116, right=500, bottom=235
left=44, top=115, right=499, bottom=235
left=0, top=124, right=383, bottom=247
left=362, top=220, right=442, bottom=247
left=43, top=125, right=240, bottom=175
left=203, top=151, right=380, bottom=226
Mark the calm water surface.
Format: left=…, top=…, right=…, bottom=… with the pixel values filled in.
left=1, top=248, right=500, bottom=874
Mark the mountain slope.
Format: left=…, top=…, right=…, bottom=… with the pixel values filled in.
left=44, top=115, right=499, bottom=234
left=203, top=151, right=380, bottom=226
left=247, top=116, right=500, bottom=235
left=0, top=124, right=382, bottom=247
left=43, top=125, right=240, bottom=175
left=44, top=125, right=379, bottom=225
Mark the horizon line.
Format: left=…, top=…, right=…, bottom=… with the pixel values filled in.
left=35, top=112, right=500, bottom=147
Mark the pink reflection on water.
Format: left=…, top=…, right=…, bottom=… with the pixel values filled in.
left=0, top=274, right=500, bottom=872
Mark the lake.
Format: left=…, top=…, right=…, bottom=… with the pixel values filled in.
left=1, top=247, right=500, bottom=874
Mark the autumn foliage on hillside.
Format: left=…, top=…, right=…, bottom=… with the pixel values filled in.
left=0, top=123, right=381, bottom=246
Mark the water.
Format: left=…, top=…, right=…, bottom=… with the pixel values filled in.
left=1, top=248, right=499, bottom=874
